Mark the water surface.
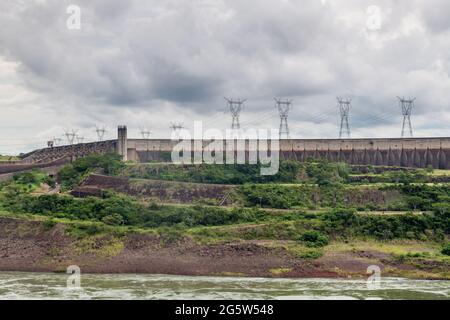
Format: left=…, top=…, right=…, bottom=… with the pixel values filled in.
left=0, top=272, right=448, bottom=300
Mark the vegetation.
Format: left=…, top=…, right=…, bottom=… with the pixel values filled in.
left=238, top=184, right=344, bottom=209
left=123, top=159, right=350, bottom=185
left=1, top=154, right=448, bottom=279
left=299, top=230, right=329, bottom=247
left=2, top=181, right=448, bottom=242
left=0, top=170, right=49, bottom=194
left=0, top=155, right=19, bottom=161
left=442, top=243, right=450, bottom=256
left=1, top=155, right=448, bottom=243
left=58, top=153, right=124, bottom=189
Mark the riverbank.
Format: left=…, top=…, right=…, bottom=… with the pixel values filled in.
left=0, top=215, right=448, bottom=280
left=1, top=157, right=449, bottom=280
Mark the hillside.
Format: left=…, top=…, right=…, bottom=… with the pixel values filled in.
left=0, top=154, right=449, bottom=279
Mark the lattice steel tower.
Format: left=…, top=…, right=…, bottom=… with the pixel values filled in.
left=170, top=122, right=185, bottom=132
left=140, top=128, right=151, bottom=139
left=398, top=97, right=415, bottom=138
left=170, top=122, right=185, bottom=139
left=225, top=98, right=245, bottom=130
left=76, top=135, right=84, bottom=144
left=275, top=98, right=292, bottom=139
left=53, top=137, right=62, bottom=146
left=95, top=126, right=106, bottom=141
left=64, top=129, right=77, bottom=145
left=337, top=97, right=351, bottom=138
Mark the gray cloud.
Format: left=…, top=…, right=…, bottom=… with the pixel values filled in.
left=0, top=0, right=449, bottom=154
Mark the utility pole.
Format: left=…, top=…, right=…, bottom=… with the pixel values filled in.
left=398, top=97, right=415, bottom=138
left=275, top=98, right=292, bottom=139
left=337, top=97, right=351, bottom=138
left=225, top=98, right=246, bottom=130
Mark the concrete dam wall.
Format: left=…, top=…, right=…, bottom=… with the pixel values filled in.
left=0, top=141, right=117, bottom=176
left=124, top=137, right=450, bottom=169
left=2, top=125, right=449, bottom=176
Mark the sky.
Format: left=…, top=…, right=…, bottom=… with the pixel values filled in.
left=1, top=0, right=450, bottom=154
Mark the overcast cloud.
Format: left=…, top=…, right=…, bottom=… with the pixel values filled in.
left=0, top=0, right=450, bottom=154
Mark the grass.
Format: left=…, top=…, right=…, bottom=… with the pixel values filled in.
left=1, top=157, right=449, bottom=279
left=325, top=240, right=443, bottom=257
left=269, top=268, right=293, bottom=276
left=429, top=169, right=450, bottom=177
left=73, top=236, right=124, bottom=257
left=0, top=210, right=157, bottom=238
left=1, top=210, right=449, bottom=279
left=0, top=155, right=19, bottom=161
left=261, top=240, right=324, bottom=259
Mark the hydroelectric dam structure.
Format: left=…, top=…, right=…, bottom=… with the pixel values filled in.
left=1, top=125, right=450, bottom=176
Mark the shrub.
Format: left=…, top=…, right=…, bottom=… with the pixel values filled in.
left=124, top=160, right=304, bottom=184
left=299, top=249, right=323, bottom=259
left=13, top=172, right=39, bottom=185
left=85, top=224, right=103, bottom=235
left=43, top=219, right=57, bottom=231
left=43, top=176, right=56, bottom=188
left=305, top=160, right=349, bottom=186
left=158, top=226, right=185, bottom=244
left=299, top=230, right=329, bottom=247
left=442, top=243, right=450, bottom=256
left=101, top=213, right=125, bottom=226
left=58, top=153, right=124, bottom=189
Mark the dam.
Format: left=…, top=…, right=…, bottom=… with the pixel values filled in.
left=2, top=125, right=450, bottom=175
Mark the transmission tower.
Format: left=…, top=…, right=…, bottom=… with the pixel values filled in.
left=64, top=129, right=77, bottom=145
left=170, top=122, right=185, bottom=139
left=398, top=97, right=415, bottom=138
left=337, top=97, right=351, bottom=138
left=76, top=135, right=84, bottom=144
left=225, top=98, right=246, bottom=130
left=95, top=125, right=106, bottom=141
left=53, top=137, right=62, bottom=146
left=170, top=122, right=185, bottom=132
left=140, top=128, right=151, bottom=139
left=275, top=98, right=292, bottom=139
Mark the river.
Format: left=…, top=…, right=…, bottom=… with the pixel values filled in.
left=0, top=272, right=448, bottom=300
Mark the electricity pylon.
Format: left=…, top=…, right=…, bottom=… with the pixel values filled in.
left=275, top=98, right=292, bottom=139
left=95, top=125, right=107, bottom=141
left=337, top=97, right=351, bottom=138
left=398, top=96, right=415, bottom=138
left=225, top=98, right=246, bottom=130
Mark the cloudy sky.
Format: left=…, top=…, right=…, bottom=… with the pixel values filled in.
left=1, top=0, right=450, bottom=154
